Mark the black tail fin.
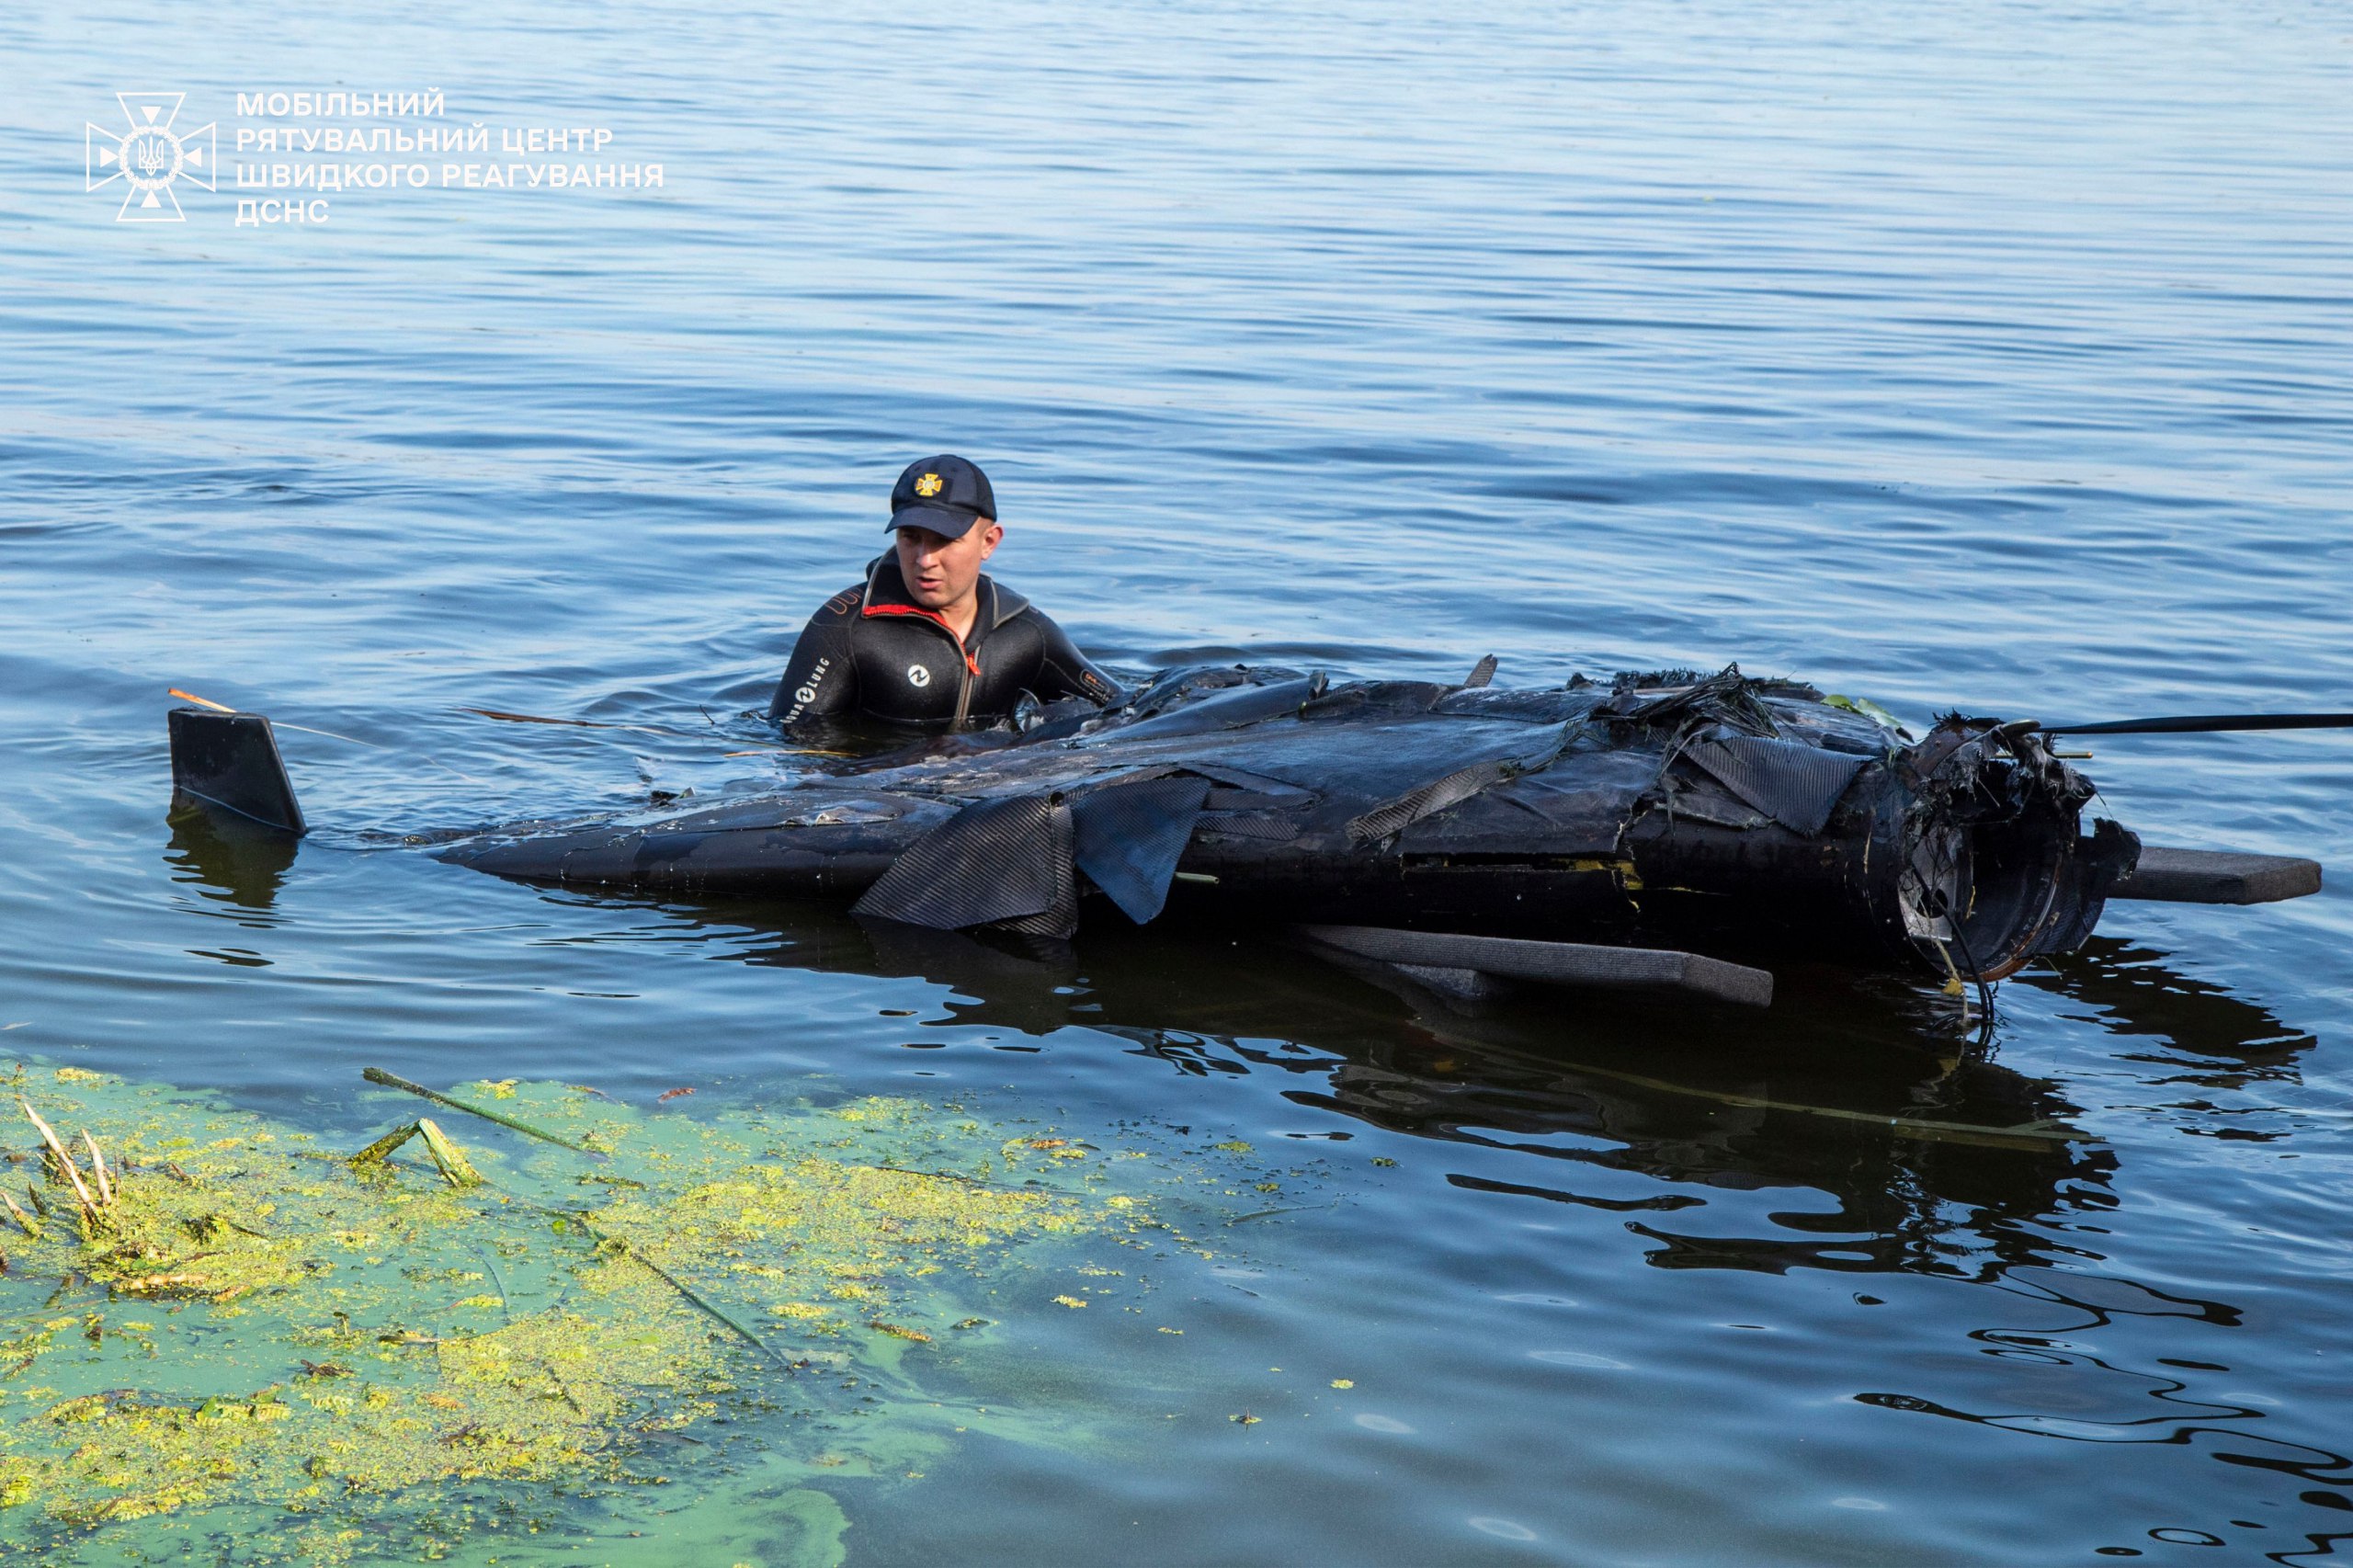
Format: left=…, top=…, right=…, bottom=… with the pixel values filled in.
left=167, top=708, right=306, bottom=835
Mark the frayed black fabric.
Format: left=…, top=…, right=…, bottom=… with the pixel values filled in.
left=1682, top=735, right=1869, bottom=837
left=1347, top=728, right=1574, bottom=846
left=850, top=793, right=1075, bottom=937
left=1070, top=776, right=1211, bottom=925
left=1347, top=757, right=1519, bottom=845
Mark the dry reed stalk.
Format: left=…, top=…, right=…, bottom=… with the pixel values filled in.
left=80, top=1131, right=114, bottom=1207
left=361, top=1069, right=602, bottom=1156
left=20, top=1100, right=97, bottom=1217
left=415, top=1119, right=483, bottom=1187
left=350, top=1122, right=422, bottom=1169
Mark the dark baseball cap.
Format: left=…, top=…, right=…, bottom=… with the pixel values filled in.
left=887, top=454, right=997, bottom=539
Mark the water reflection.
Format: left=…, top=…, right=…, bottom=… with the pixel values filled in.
left=148, top=856, right=2343, bottom=1551
left=164, top=802, right=298, bottom=915
left=757, top=905, right=2345, bottom=1551
left=2023, top=937, right=2319, bottom=1075
left=555, top=897, right=2332, bottom=1283
left=1163, top=952, right=2120, bottom=1284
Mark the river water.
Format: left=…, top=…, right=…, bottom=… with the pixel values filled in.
left=3, top=2, right=2350, bottom=1562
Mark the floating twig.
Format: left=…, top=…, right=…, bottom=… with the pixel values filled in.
left=460, top=707, right=615, bottom=729
left=20, top=1101, right=97, bottom=1218
left=594, top=1227, right=786, bottom=1367
left=415, top=1120, right=483, bottom=1188
left=349, top=1123, right=421, bottom=1170
left=476, top=1247, right=515, bottom=1326
left=118, top=1271, right=223, bottom=1299
left=722, top=747, right=855, bottom=758
left=0, top=1189, right=40, bottom=1240
left=868, top=1165, right=1031, bottom=1192
left=1224, top=1200, right=1341, bottom=1227
left=357, top=1116, right=772, bottom=1364
left=348, top=1119, right=483, bottom=1188
left=362, top=1070, right=605, bottom=1157
left=79, top=1132, right=114, bottom=1208
left=1507, top=1057, right=2095, bottom=1149
left=458, top=707, right=686, bottom=741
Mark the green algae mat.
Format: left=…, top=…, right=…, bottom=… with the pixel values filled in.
left=0, top=1062, right=1245, bottom=1564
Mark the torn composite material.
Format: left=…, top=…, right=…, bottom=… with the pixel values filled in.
left=446, top=666, right=2139, bottom=981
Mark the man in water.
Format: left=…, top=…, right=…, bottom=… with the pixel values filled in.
left=768, top=454, right=1121, bottom=732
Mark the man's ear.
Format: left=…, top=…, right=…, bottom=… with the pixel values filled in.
left=977, top=521, right=1005, bottom=559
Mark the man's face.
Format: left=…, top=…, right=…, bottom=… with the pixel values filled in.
left=894, top=518, right=1002, bottom=611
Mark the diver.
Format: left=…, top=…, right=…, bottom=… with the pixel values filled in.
left=767, top=454, right=1122, bottom=733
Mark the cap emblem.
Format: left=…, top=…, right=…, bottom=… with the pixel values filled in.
left=914, top=472, right=944, bottom=498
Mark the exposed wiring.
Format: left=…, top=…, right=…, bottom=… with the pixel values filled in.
left=1945, top=917, right=1998, bottom=1050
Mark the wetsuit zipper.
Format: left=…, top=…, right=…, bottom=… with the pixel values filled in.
left=949, top=580, right=988, bottom=728
left=859, top=600, right=984, bottom=729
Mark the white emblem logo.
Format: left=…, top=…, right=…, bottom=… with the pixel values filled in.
left=906, top=665, right=931, bottom=687
left=87, top=93, right=215, bottom=222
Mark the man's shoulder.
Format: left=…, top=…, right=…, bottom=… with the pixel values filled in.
left=983, top=575, right=1034, bottom=630
left=808, top=582, right=865, bottom=624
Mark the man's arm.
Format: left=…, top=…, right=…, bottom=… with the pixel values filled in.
left=767, top=588, right=863, bottom=722
left=1028, top=611, right=1124, bottom=709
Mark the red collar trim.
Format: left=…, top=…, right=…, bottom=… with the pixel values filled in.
left=862, top=601, right=983, bottom=676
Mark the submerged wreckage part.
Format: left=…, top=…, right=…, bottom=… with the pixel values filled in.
left=2110, top=846, right=2324, bottom=905
left=164, top=666, right=2325, bottom=995
left=433, top=669, right=2142, bottom=983
left=166, top=708, right=305, bottom=835
left=1299, top=925, right=1775, bottom=1008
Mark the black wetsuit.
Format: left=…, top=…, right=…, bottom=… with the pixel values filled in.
left=768, top=555, right=1120, bottom=731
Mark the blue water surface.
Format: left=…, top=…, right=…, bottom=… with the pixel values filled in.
left=2, top=1, right=2349, bottom=1562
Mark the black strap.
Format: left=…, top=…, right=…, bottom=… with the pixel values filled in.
left=2039, top=712, right=2353, bottom=736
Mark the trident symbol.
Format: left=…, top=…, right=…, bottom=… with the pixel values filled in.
left=86, top=93, right=215, bottom=222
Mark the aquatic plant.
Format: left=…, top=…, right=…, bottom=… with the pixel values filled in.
left=0, top=1063, right=1216, bottom=1562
